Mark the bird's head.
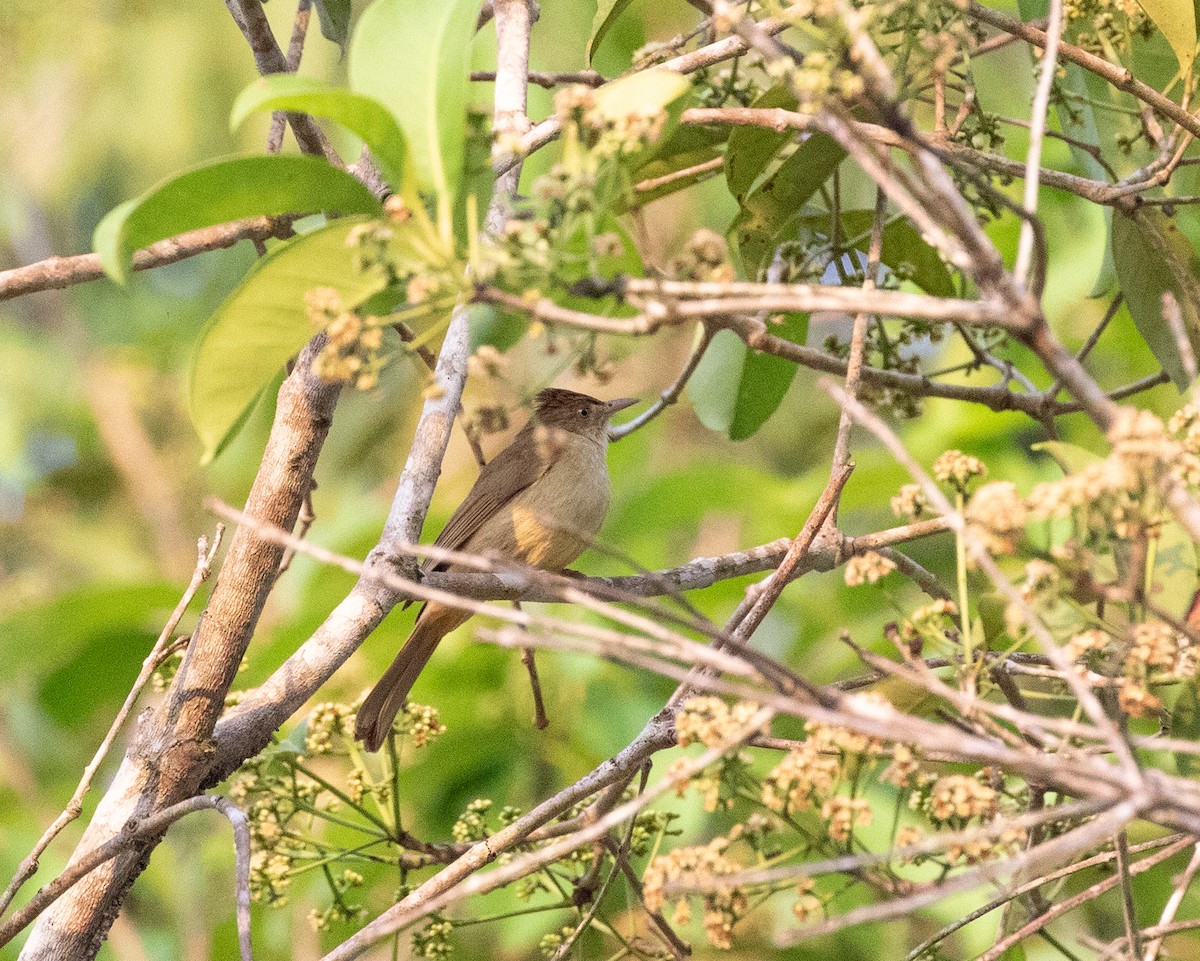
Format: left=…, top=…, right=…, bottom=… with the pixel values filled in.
left=533, top=388, right=638, bottom=442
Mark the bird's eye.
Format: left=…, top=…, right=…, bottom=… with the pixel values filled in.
left=579, top=408, right=589, bottom=418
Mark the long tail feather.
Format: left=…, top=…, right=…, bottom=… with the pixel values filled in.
left=354, top=604, right=467, bottom=751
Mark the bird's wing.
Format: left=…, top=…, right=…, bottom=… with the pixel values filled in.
left=423, top=424, right=549, bottom=574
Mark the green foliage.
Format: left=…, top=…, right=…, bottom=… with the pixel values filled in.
left=587, top=0, right=635, bottom=65
left=93, top=155, right=381, bottom=284
left=188, top=216, right=421, bottom=462
left=1113, top=208, right=1200, bottom=389
left=348, top=0, right=485, bottom=203
left=230, top=76, right=410, bottom=192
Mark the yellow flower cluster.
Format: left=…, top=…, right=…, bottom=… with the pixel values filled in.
left=844, top=550, right=897, bottom=586
left=933, top=449, right=987, bottom=491
left=891, top=483, right=928, bottom=519
left=668, top=228, right=735, bottom=283
left=305, top=287, right=385, bottom=390
left=965, top=481, right=1028, bottom=555
left=821, top=796, right=873, bottom=842
left=926, top=773, right=997, bottom=825
left=643, top=837, right=747, bottom=949
left=553, top=84, right=670, bottom=155
left=675, top=696, right=765, bottom=748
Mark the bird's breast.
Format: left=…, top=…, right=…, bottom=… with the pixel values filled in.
left=476, top=436, right=611, bottom=571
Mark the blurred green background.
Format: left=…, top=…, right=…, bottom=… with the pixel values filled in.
left=1, top=0, right=1193, bottom=958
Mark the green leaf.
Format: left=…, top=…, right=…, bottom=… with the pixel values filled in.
left=1135, top=0, right=1196, bottom=75
left=1113, top=208, right=1200, bottom=389
left=730, top=312, right=809, bottom=439
left=1031, top=439, right=1101, bottom=474
left=725, top=85, right=798, bottom=202
left=687, top=329, right=746, bottom=434
left=231, top=75, right=409, bottom=191
left=1172, top=683, right=1200, bottom=776
left=93, top=155, right=381, bottom=284
left=733, top=132, right=847, bottom=274
left=687, top=313, right=809, bottom=440
left=189, top=216, right=420, bottom=462
left=312, top=0, right=352, bottom=49
left=794, top=210, right=955, bottom=297
left=468, top=303, right=525, bottom=353
left=349, top=0, right=484, bottom=201
left=623, top=124, right=729, bottom=209
left=588, top=0, right=635, bottom=65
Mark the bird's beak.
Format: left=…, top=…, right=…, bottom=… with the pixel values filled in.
left=606, top=397, right=639, bottom=414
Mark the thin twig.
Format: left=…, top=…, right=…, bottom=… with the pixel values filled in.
left=0, top=528, right=224, bottom=918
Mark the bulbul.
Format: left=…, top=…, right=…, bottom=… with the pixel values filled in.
left=354, top=387, right=638, bottom=750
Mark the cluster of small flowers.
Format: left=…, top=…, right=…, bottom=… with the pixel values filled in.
left=844, top=550, right=897, bottom=586
left=151, top=649, right=183, bottom=693
left=920, top=773, right=998, bottom=826
left=538, top=926, right=578, bottom=958
left=1067, top=621, right=1195, bottom=717
left=675, top=696, right=765, bottom=748
left=305, top=287, right=386, bottom=390
left=668, top=228, right=735, bottom=283
left=792, top=877, right=823, bottom=922
left=643, top=837, right=748, bottom=949
left=1063, top=0, right=1152, bottom=56
left=965, top=481, right=1028, bottom=555
left=946, top=826, right=1027, bottom=865
left=305, top=701, right=356, bottom=755
left=695, top=63, right=764, bottom=108
left=411, top=918, right=454, bottom=958
left=307, top=870, right=366, bottom=931
left=821, top=796, right=873, bottom=843
left=891, top=483, right=928, bottom=519
left=346, top=220, right=400, bottom=280
left=553, top=84, right=671, bottom=156
left=452, top=798, right=494, bottom=843
left=397, top=701, right=448, bottom=748
left=1027, top=409, right=1200, bottom=541
left=933, top=449, right=987, bottom=492
left=761, top=717, right=884, bottom=815
left=768, top=49, right=866, bottom=111
left=901, top=598, right=958, bottom=645
left=249, top=849, right=293, bottom=906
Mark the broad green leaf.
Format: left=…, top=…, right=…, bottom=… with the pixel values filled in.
left=349, top=0, right=484, bottom=201
left=794, top=210, right=955, bottom=297
left=734, top=133, right=847, bottom=274
left=624, top=124, right=729, bottom=208
left=313, top=0, right=352, bottom=49
left=1135, top=0, right=1196, bottom=75
left=591, top=69, right=690, bottom=124
left=588, top=0, right=635, bottom=65
left=1031, top=439, right=1101, bottom=475
left=468, top=303, right=525, bottom=353
left=688, top=329, right=746, bottom=434
left=729, top=312, right=809, bottom=439
left=189, top=216, right=423, bottom=462
left=1171, top=683, right=1200, bottom=776
left=1113, top=209, right=1200, bottom=389
left=725, top=85, right=798, bottom=202
left=93, top=155, right=380, bottom=284
left=231, top=76, right=409, bottom=191
left=687, top=313, right=809, bottom=440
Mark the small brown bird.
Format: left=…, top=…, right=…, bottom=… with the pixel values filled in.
left=355, top=387, right=638, bottom=750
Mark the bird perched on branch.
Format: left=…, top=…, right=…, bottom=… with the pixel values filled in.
left=355, top=387, right=639, bottom=751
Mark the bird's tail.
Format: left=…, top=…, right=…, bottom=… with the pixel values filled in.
left=354, top=603, right=468, bottom=751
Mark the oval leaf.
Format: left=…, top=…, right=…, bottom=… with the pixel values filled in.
left=94, top=155, right=381, bottom=284
left=349, top=0, right=484, bottom=201
left=1113, top=209, right=1200, bottom=389
left=588, top=0, right=635, bottom=65
left=189, top=216, right=417, bottom=462
left=1136, top=0, right=1196, bottom=75
left=231, top=75, right=409, bottom=191
left=725, top=85, right=798, bottom=202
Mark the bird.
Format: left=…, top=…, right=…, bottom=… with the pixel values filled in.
left=354, top=387, right=639, bottom=750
